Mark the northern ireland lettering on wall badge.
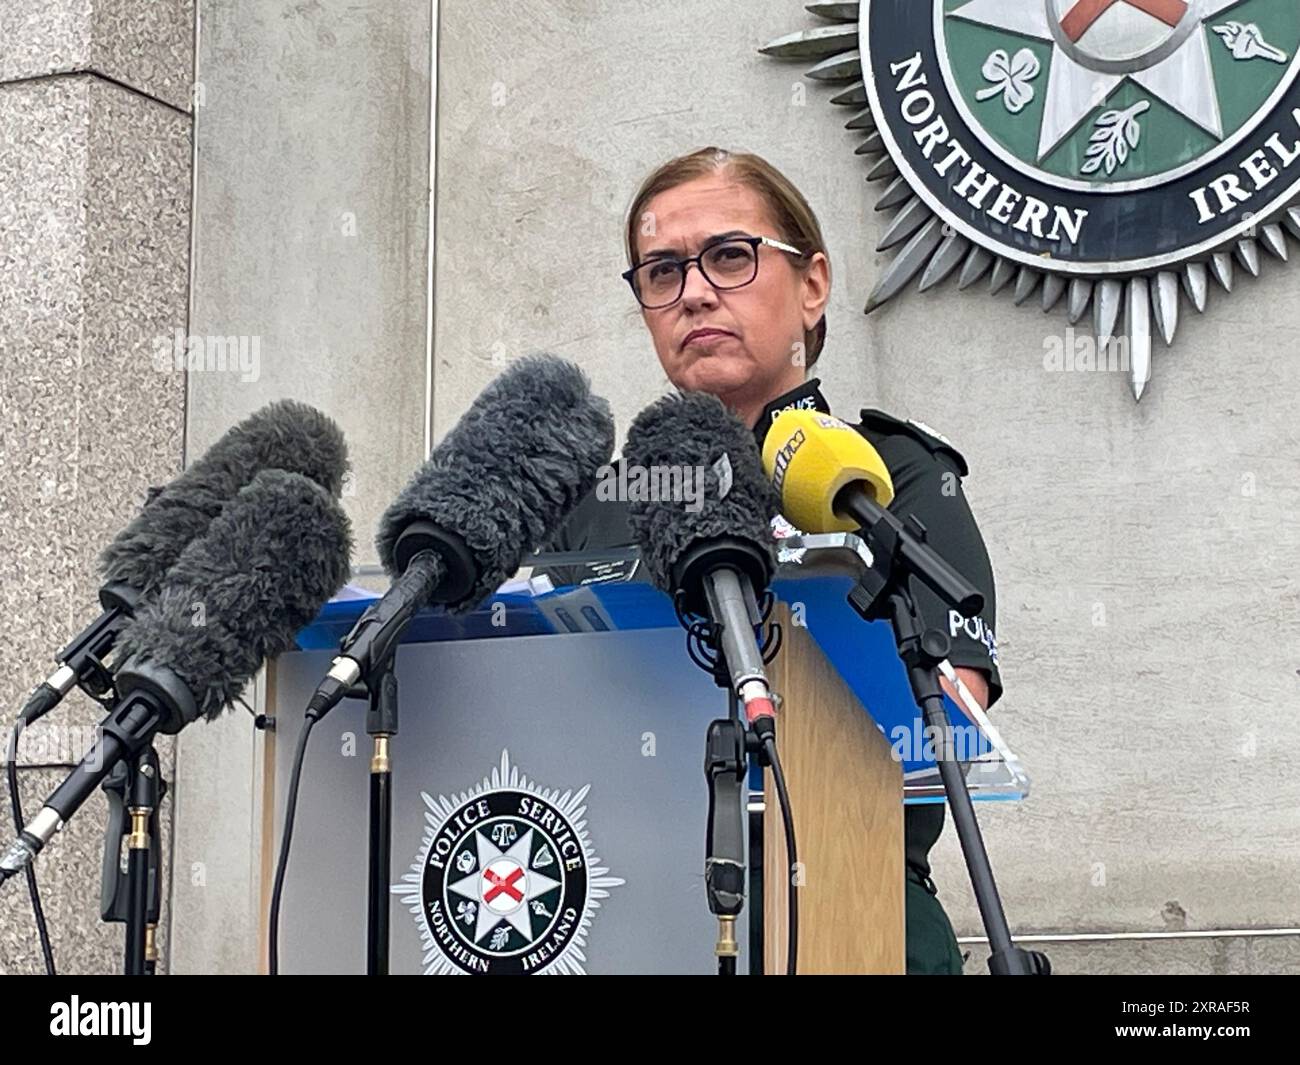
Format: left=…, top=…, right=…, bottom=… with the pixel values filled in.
left=762, top=1, right=1300, bottom=399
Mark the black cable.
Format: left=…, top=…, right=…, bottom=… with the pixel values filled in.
left=763, top=735, right=797, bottom=976
left=268, top=713, right=317, bottom=975
left=6, top=720, right=56, bottom=975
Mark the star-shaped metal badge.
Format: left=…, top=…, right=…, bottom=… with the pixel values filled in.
left=761, top=1, right=1300, bottom=400
left=950, top=0, right=1252, bottom=157
left=446, top=825, right=564, bottom=946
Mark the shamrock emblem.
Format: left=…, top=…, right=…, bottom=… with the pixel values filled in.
left=975, top=47, right=1041, bottom=114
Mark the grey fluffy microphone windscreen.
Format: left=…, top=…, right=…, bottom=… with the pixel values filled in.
left=0, top=468, right=353, bottom=879
left=375, top=354, right=615, bottom=611
left=99, top=399, right=349, bottom=596
left=622, top=391, right=778, bottom=606
left=113, top=467, right=354, bottom=728
left=18, top=400, right=350, bottom=726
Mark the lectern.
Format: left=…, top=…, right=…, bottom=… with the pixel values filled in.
left=263, top=535, right=1027, bottom=974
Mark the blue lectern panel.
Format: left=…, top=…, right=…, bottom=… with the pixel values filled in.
left=272, top=630, right=752, bottom=974
left=293, top=571, right=997, bottom=780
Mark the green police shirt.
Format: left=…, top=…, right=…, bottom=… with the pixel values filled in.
left=539, top=378, right=1002, bottom=880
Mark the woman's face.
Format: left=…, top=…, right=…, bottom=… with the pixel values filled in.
left=633, top=173, right=829, bottom=425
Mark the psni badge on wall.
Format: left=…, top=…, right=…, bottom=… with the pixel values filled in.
left=762, top=1, right=1300, bottom=398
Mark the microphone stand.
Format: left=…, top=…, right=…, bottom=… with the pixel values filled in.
left=704, top=697, right=745, bottom=975
left=321, top=658, right=398, bottom=975
left=364, top=651, right=398, bottom=976
left=100, top=744, right=164, bottom=975
left=310, top=551, right=440, bottom=974
left=677, top=578, right=782, bottom=975
left=842, top=501, right=1048, bottom=976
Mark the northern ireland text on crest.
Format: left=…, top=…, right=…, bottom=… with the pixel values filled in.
left=1188, top=110, right=1300, bottom=221
left=888, top=52, right=1090, bottom=244
left=887, top=47, right=1300, bottom=235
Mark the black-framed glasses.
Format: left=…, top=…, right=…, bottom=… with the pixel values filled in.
left=621, top=234, right=806, bottom=309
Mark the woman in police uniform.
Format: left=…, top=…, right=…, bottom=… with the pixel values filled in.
left=550, top=147, right=1001, bottom=974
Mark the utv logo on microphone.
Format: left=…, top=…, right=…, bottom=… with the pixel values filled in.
left=769, top=429, right=806, bottom=499
left=392, top=750, right=623, bottom=974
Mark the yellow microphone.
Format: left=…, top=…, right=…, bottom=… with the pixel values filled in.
left=762, top=408, right=984, bottom=616
left=761, top=409, right=895, bottom=532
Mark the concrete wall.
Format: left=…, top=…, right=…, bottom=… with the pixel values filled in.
left=0, top=1, right=194, bottom=974
left=168, top=0, right=431, bottom=973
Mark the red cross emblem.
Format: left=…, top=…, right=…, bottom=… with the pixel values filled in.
left=1060, top=0, right=1189, bottom=42
left=482, top=865, right=525, bottom=903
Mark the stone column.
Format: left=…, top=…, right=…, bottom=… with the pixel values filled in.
left=0, top=1, right=194, bottom=974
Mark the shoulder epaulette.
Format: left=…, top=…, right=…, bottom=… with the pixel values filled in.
left=857, top=408, right=969, bottom=477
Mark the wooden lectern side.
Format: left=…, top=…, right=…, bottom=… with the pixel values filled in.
left=763, top=604, right=905, bottom=974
